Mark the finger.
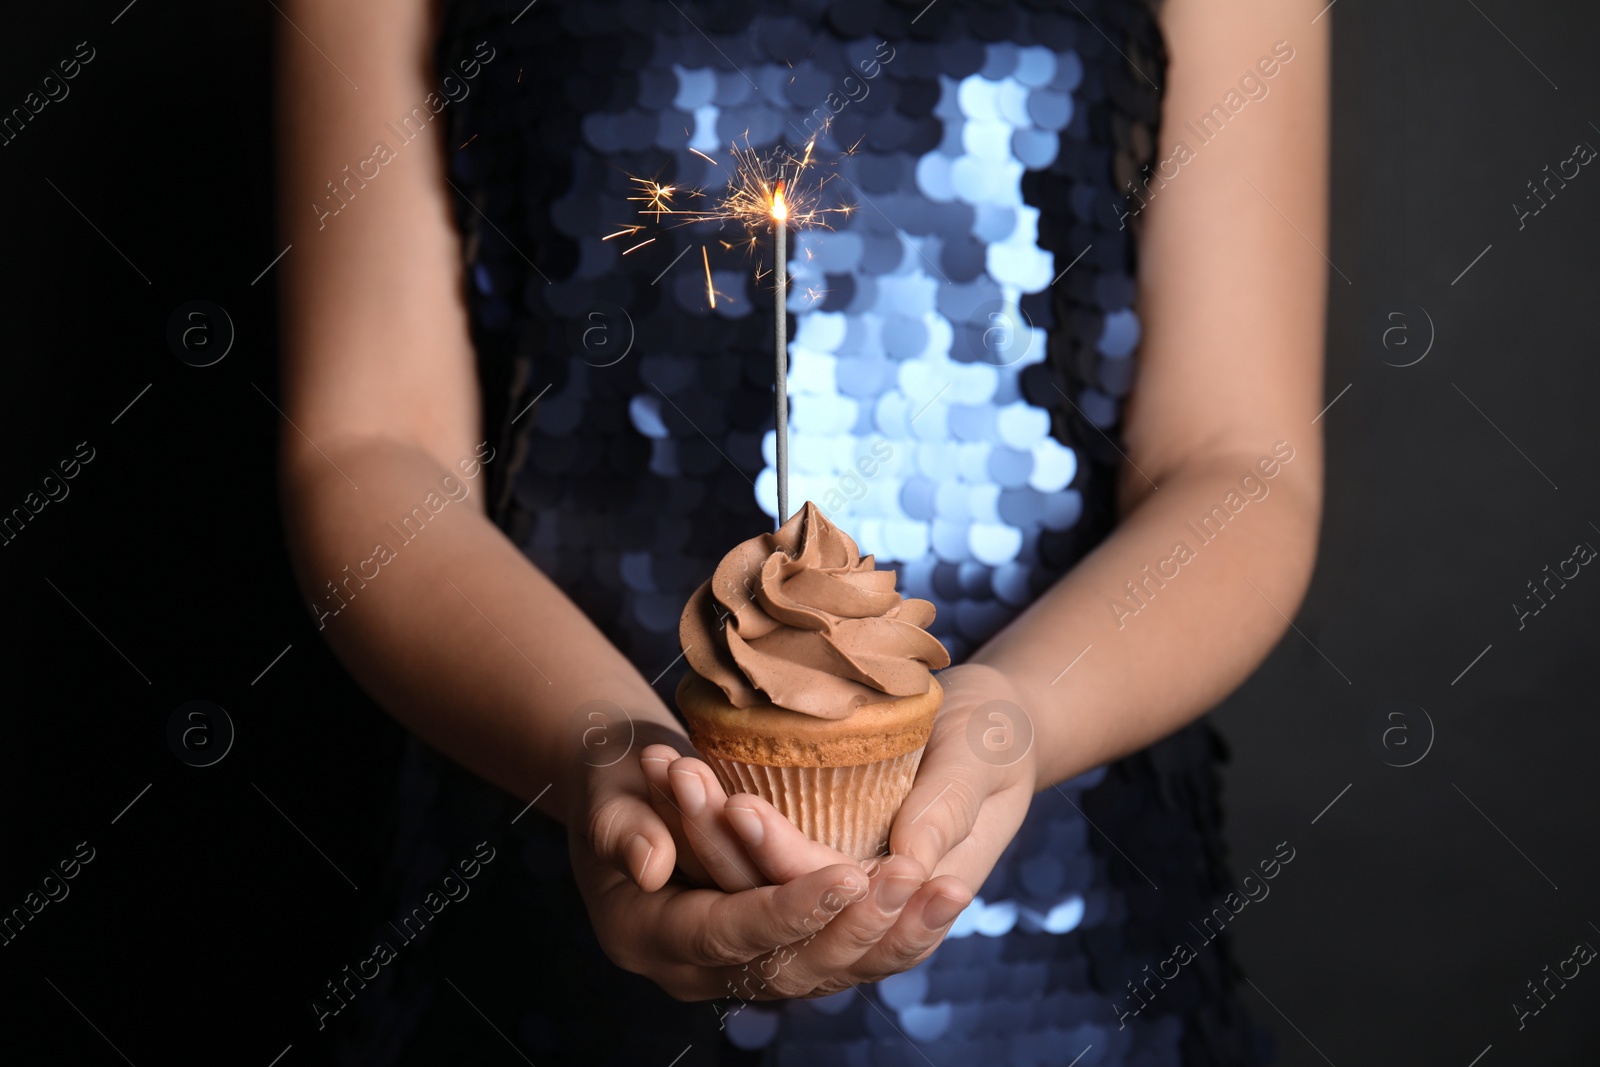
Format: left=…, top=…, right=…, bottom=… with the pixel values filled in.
left=848, top=874, right=972, bottom=982
left=655, top=862, right=870, bottom=968
left=568, top=828, right=680, bottom=983
left=923, top=781, right=1032, bottom=884
left=754, top=854, right=927, bottom=996
left=640, top=746, right=713, bottom=887
left=888, top=741, right=988, bottom=879
left=580, top=759, right=678, bottom=892
left=668, top=758, right=766, bottom=892
left=722, top=793, right=857, bottom=884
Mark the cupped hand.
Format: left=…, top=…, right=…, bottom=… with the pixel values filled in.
left=564, top=720, right=861, bottom=999
left=696, top=661, right=1038, bottom=989
left=708, top=793, right=972, bottom=993
left=565, top=721, right=963, bottom=1000
left=885, top=661, right=1038, bottom=903
left=631, top=743, right=974, bottom=993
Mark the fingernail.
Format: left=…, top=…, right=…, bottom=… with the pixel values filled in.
left=624, top=833, right=654, bottom=887
left=922, top=892, right=967, bottom=930
left=725, top=804, right=763, bottom=846
left=876, top=874, right=921, bottom=912
left=640, top=755, right=669, bottom=766
left=671, top=768, right=706, bottom=815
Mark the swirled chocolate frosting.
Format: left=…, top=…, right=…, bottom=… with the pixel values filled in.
left=680, top=501, right=950, bottom=718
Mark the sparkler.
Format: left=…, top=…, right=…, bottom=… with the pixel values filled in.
left=606, top=136, right=855, bottom=525
left=772, top=173, right=790, bottom=523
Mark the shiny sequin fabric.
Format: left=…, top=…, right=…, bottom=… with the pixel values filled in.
left=339, top=2, right=1269, bottom=1064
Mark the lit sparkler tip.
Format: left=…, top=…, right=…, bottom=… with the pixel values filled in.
left=771, top=178, right=789, bottom=223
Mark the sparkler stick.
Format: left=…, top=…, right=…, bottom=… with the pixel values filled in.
left=606, top=135, right=858, bottom=526
left=772, top=174, right=790, bottom=524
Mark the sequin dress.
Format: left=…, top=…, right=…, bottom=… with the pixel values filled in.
left=335, top=2, right=1269, bottom=1064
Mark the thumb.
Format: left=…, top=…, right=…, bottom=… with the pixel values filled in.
left=889, top=739, right=985, bottom=879
left=577, top=765, right=679, bottom=892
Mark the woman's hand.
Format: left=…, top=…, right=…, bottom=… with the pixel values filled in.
left=563, top=718, right=860, bottom=999
left=886, top=662, right=1038, bottom=904
left=568, top=830, right=873, bottom=1001
left=637, top=744, right=855, bottom=892
left=566, top=719, right=960, bottom=1000
left=709, top=793, right=972, bottom=993
left=625, top=741, right=975, bottom=994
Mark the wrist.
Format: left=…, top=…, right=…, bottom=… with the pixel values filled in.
left=939, top=660, right=1028, bottom=704
left=932, top=661, right=1039, bottom=784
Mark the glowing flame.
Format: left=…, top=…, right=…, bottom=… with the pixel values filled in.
left=771, top=180, right=788, bottom=223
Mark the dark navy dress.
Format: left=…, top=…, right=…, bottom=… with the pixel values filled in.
left=336, top=2, right=1270, bottom=1064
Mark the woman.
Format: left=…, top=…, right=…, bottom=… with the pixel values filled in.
left=276, top=0, right=1326, bottom=1062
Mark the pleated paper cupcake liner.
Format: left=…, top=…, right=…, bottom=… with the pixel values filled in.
left=704, top=748, right=926, bottom=863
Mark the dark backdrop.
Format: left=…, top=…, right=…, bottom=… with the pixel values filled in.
left=0, top=2, right=1595, bottom=1064
left=1214, top=3, right=1600, bottom=1065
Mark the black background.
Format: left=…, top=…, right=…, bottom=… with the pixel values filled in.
left=0, top=2, right=1596, bottom=1065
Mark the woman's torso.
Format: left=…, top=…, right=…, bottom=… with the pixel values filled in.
left=333, top=2, right=1269, bottom=1064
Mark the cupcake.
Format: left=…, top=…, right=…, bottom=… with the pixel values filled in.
left=676, top=501, right=951, bottom=861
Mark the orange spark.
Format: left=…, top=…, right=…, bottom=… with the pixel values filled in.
left=602, top=134, right=853, bottom=289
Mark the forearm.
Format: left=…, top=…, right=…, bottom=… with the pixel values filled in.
left=969, top=0, right=1330, bottom=789
left=970, top=443, right=1320, bottom=789
left=281, top=435, right=685, bottom=820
